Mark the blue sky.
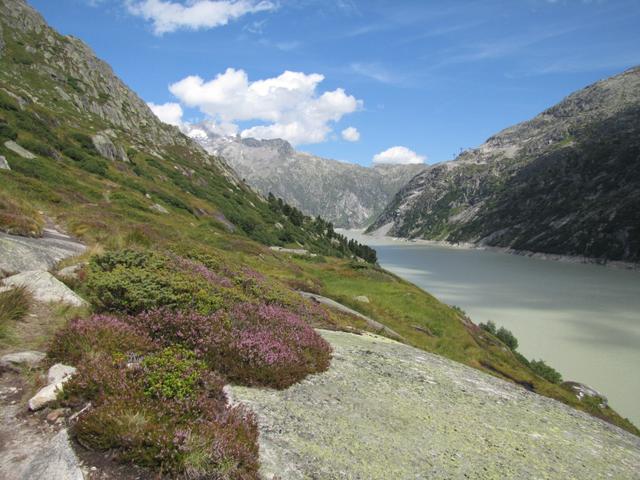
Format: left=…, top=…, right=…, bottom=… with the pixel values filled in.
left=30, top=0, right=640, bottom=166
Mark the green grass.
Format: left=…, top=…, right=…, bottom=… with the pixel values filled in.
left=0, top=190, right=45, bottom=237
left=0, top=287, right=31, bottom=341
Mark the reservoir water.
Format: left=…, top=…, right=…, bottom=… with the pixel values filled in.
left=342, top=230, right=640, bottom=427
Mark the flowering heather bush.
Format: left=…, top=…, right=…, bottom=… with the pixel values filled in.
left=170, top=253, right=234, bottom=289
left=225, top=303, right=332, bottom=388
left=132, top=303, right=332, bottom=389
left=134, top=308, right=230, bottom=356
left=64, top=349, right=259, bottom=479
left=48, top=315, right=156, bottom=364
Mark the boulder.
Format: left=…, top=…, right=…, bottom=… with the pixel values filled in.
left=3, top=140, right=36, bottom=159
left=0, top=351, right=46, bottom=371
left=354, top=295, right=370, bottom=303
left=0, top=227, right=85, bottom=274
left=91, top=132, right=129, bottom=162
left=562, top=381, right=608, bottom=407
left=228, top=330, right=640, bottom=480
left=21, top=429, right=84, bottom=480
left=0, top=154, right=9, bottom=170
left=1, top=271, right=87, bottom=307
left=57, top=263, right=84, bottom=279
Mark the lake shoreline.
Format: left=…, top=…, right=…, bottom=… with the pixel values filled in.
left=347, top=229, right=640, bottom=272
left=339, top=229, right=640, bottom=427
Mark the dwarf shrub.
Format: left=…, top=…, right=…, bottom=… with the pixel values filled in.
left=530, top=359, right=563, bottom=384
left=132, top=303, right=332, bottom=389
left=65, top=353, right=258, bottom=479
left=86, top=250, right=240, bottom=315
left=48, top=315, right=156, bottom=364
left=142, top=346, right=207, bottom=400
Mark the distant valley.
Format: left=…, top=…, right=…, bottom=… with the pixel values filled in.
left=188, top=128, right=426, bottom=228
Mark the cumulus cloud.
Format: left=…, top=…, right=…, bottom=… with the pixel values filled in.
left=126, top=0, right=277, bottom=35
left=147, top=101, right=184, bottom=126
left=373, top=146, right=426, bottom=165
left=168, top=68, right=362, bottom=145
left=341, top=126, right=360, bottom=142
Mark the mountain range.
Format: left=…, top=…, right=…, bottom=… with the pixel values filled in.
left=368, top=66, right=640, bottom=263
left=188, top=127, right=426, bottom=228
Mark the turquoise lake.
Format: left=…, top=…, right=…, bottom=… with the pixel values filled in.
left=342, top=230, right=640, bottom=428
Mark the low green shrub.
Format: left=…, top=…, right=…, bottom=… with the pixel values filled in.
left=63, top=352, right=259, bottom=479
left=48, top=315, right=157, bottom=365
left=18, top=138, right=57, bottom=158
left=0, top=122, right=18, bottom=141
left=480, top=321, right=518, bottom=351
left=496, top=326, right=518, bottom=351
left=142, top=346, right=206, bottom=400
left=479, top=320, right=496, bottom=335
left=529, top=359, right=563, bottom=384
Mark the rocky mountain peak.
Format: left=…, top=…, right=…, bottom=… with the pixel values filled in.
left=188, top=128, right=428, bottom=227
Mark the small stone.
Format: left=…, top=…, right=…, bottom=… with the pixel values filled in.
left=150, top=203, right=169, bottom=214
left=47, top=408, right=65, bottom=422
left=29, top=364, right=76, bottom=410
left=354, top=295, right=370, bottom=303
left=48, top=364, right=77, bottom=384
left=0, top=154, right=10, bottom=170
left=29, top=383, right=63, bottom=411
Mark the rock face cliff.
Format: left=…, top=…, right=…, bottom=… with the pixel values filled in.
left=230, top=330, right=640, bottom=479
left=0, top=0, right=238, bottom=180
left=368, top=67, right=640, bottom=263
left=190, top=129, right=426, bottom=228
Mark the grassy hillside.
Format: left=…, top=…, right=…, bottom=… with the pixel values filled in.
left=0, top=1, right=636, bottom=475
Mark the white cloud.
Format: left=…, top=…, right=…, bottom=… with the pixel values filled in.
left=373, top=146, right=426, bottom=165
left=341, top=126, right=360, bottom=142
left=147, top=101, right=184, bottom=126
left=126, top=0, right=277, bottom=35
left=168, top=68, right=362, bottom=145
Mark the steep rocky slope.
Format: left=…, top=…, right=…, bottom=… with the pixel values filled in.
left=0, top=0, right=370, bottom=259
left=230, top=330, right=640, bottom=479
left=190, top=129, right=426, bottom=227
left=368, top=67, right=640, bottom=263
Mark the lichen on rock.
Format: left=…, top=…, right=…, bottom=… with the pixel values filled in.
left=229, top=330, right=640, bottom=480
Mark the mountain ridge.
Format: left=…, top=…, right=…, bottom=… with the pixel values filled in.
left=189, top=127, right=427, bottom=228
left=368, top=66, right=640, bottom=263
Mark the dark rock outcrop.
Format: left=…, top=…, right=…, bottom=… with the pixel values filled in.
left=368, top=67, right=640, bottom=263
